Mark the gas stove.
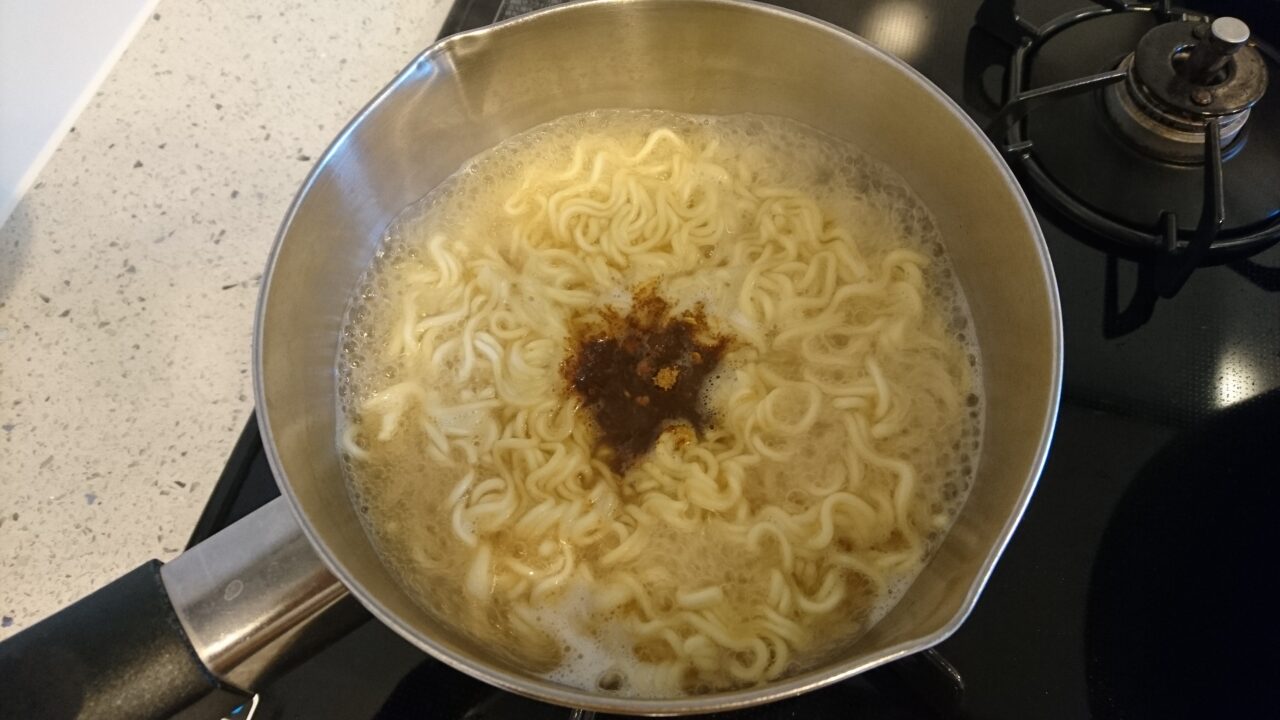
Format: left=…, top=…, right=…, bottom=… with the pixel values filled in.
left=197, top=1, right=1278, bottom=718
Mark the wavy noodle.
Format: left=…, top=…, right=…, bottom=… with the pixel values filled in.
left=339, top=111, right=981, bottom=697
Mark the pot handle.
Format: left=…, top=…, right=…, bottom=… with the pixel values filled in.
left=0, top=497, right=362, bottom=719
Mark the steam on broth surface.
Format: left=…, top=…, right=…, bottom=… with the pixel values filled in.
left=338, top=110, right=983, bottom=697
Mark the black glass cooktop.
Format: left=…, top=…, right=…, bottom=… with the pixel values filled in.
left=198, top=1, right=1279, bottom=718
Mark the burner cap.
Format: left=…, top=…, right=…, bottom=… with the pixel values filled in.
left=1132, top=18, right=1266, bottom=117
left=1106, top=17, right=1268, bottom=161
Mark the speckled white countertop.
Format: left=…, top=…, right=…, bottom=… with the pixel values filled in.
left=0, top=0, right=449, bottom=638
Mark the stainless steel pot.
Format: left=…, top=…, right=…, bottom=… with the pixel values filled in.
left=0, top=1, right=1060, bottom=717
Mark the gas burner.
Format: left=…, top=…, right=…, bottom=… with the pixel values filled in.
left=979, top=0, right=1280, bottom=291
left=1105, top=16, right=1266, bottom=162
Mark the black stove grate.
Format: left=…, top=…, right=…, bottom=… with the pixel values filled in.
left=981, top=1, right=1280, bottom=264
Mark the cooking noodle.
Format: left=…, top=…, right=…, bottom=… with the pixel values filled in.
left=339, top=111, right=982, bottom=696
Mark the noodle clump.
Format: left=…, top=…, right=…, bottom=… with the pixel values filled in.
left=339, top=111, right=981, bottom=697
